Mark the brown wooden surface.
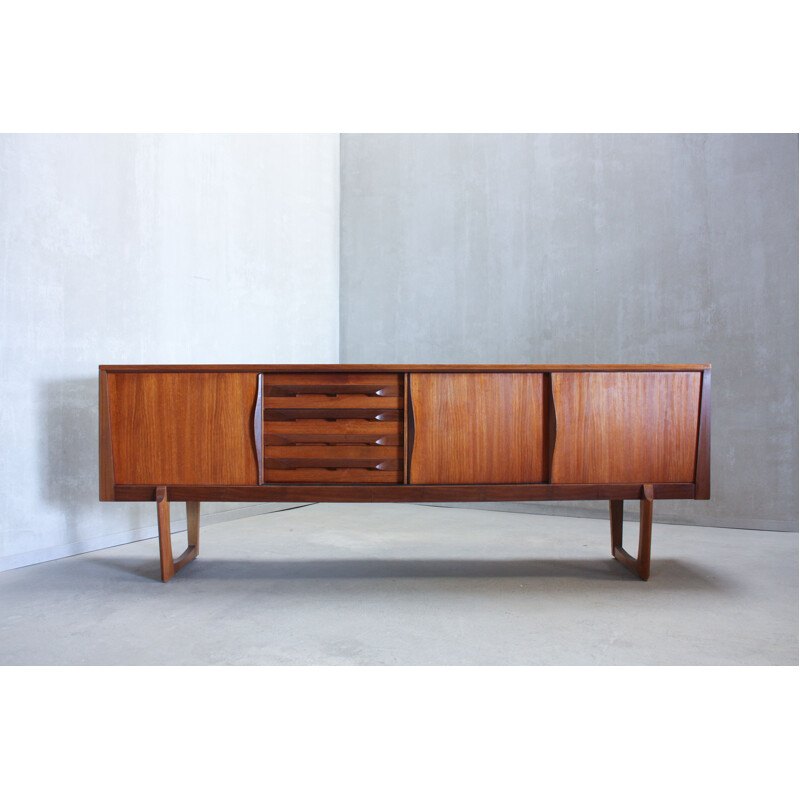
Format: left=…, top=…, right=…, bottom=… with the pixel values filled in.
left=264, top=408, right=401, bottom=421
left=186, top=501, right=200, bottom=553
left=403, top=373, right=410, bottom=484
left=255, top=374, right=263, bottom=485
left=156, top=486, right=173, bottom=582
left=156, top=487, right=199, bottom=582
left=264, top=432, right=402, bottom=446
left=264, top=395, right=401, bottom=409
left=262, top=371, right=403, bottom=485
left=262, top=468, right=402, bottom=483
left=551, top=371, right=702, bottom=484
left=609, top=499, right=623, bottom=555
left=610, top=485, right=654, bottom=580
left=116, top=482, right=696, bottom=503
left=694, top=368, right=711, bottom=499
left=108, top=372, right=259, bottom=485
left=102, top=363, right=711, bottom=373
left=265, top=420, right=403, bottom=435
left=409, top=373, right=547, bottom=484
left=98, top=369, right=115, bottom=500
left=544, top=372, right=555, bottom=483
left=265, top=457, right=401, bottom=470
left=265, top=446, right=403, bottom=460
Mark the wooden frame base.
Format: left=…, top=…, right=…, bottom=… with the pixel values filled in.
left=156, top=487, right=200, bottom=582
left=117, top=481, right=695, bottom=503
left=609, top=484, right=654, bottom=580
left=151, top=484, right=659, bottom=583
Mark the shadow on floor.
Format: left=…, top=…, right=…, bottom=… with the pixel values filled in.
left=87, top=555, right=724, bottom=592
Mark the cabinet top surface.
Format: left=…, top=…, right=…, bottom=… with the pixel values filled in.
left=100, top=363, right=711, bottom=372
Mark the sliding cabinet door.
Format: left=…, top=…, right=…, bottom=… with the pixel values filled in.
left=409, top=373, right=547, bottom=484
left=550, top=371, right=702, bottom=484
left=107, top=372, right=259, bottom=485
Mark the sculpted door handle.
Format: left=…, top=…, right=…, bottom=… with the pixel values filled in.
left=406, top=375, right=416, bottom=477
left=254, top=373, right=263, bottom=484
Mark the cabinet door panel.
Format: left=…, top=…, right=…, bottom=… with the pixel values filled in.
left=108, top=372, right=259, bottom=485
left=550, top=371, right=701, bottom=484
left=409, top=373, right=547, bottom=485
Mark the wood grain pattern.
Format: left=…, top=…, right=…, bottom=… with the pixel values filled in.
left=694, top=368, right=711, bottom=499
left=156, top=486, right=173, bottom=582
left=99, top=368, right=115, bottom=500
left=551, top=372, right=702, bottom=484
left=255, top=373, right=263, bottom=485
left=610, top=485, right=654, bottom=580
left=264, top=408, right=401, bottom=421
left=262, top=371, right=403, bottom=484
left=264, top=394, right=401, bottom=409
left=108, top=372, right=259, bottom=485
left=262, top=468, right=402, bottom=483
left=265, top=457, right=401, bottom=470
left=265, top=446, right=403, bottom=459
left=262, top=372, right=403, bottom=387
left=116, top=482, right=696, bottom=503
left=264, top=432, right=402, bottom=446
left=403, top=373, right=410, bottom=484
left=609, top=499, right=624, bottom=555
left=265, top=420, right=402, bottom=435
left=409, top=373, right=547, bottom=484
left=102, top=363, right=710, bottom=373
left=156, top=486, right=200, bottom=582
left=266, top=383, right=401, bottom=397
left=186, top=501, right=200, bottom=553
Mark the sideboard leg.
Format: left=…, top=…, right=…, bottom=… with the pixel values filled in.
left=186, top=501, right=200, bottom=555
left=637, top=485, right=654, bottom=580
left=609, top=499, right=624, bottom=555
left=611, top=484, right=654, bottom=581
left=156, top=486, right=175, bottom=582
left=155, top=487, right=199, bottom=583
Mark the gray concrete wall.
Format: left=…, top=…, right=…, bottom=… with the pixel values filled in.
left=340, top=134, right=798, bottom=530
left=1, top=134, right=340, bottom=570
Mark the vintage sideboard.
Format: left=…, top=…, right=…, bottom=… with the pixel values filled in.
left=99, top=364, right=710, bottom=582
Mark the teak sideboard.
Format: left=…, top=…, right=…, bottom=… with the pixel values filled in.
left=99, top=364, right=710, bottom=582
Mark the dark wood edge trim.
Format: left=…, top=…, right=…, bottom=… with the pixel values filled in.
left=113, top=482, right=696, bottom=503
left=406, top=374, right=416, bottom=483
left=255, top=373, right=263, bottom=485
left=99, top=369, right=116, bottom=500
left=403, top=373, right=409, bottom=484
left=545, top=373, right=556, bottom=483
left=694, top=368, right=711, bottom=499
left=99, top=364, right=712, bottom=374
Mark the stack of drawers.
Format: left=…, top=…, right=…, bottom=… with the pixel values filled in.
left=262, top=373, right=404, bottom=483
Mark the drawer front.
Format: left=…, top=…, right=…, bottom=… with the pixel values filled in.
left=262, top=373, right=404, bottom=483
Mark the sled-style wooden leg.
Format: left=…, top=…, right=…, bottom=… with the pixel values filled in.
left=609, top=484, right=654, bottom=581
left=156, top=487, right=200, bottom=582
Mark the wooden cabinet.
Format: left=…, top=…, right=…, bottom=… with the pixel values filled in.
left=100, top=364, right=710, bottom=582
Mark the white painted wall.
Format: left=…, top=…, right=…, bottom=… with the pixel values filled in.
left=0, top=134, right=340, bottom=570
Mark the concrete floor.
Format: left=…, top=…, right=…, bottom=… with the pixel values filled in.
left=1, top=504, right=797, bottom=665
